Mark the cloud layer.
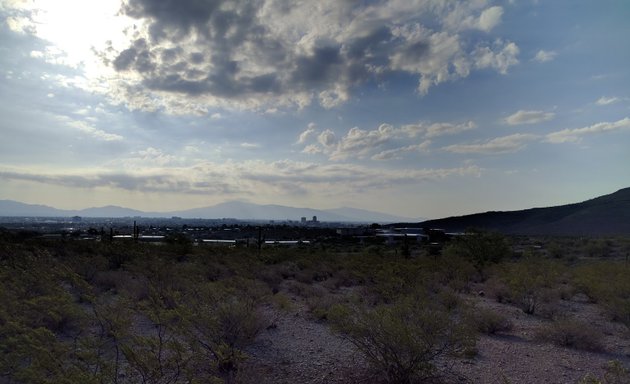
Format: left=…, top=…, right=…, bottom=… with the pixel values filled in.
left=546, top=117, right=630, bottom=144
left=298, top=120, right=476, bottom=161
left=0, top=159, right=482, bottom=198
left=505, top=110, right=555, bottom=125
left=99, top=0, right=519, bottom=112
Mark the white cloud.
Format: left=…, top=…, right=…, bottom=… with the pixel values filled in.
left=5, top=15, right=36, bottom=34
left=103, top=147, right=184, bottom=169
left=443, top=3, right=503, bottom=32
left=300, top=120, right=475, bottom=160
left=301, top=144, right=322, bottom=155
left=473, top=40, right=520, bottom=74
left=318, top=129, right=337, bottom=148
left=240, top=142, right=261, bottom=149
left=401, top=120, right=476, bottom=138
left=426, top=121, right=476, bottom=138
left=546, top=117, right=630, bottom=143
left=296, top=123, right=318, bottom=144
left=371, top=141, right=431, bottom=161
left=444, top=133, right=538, bottom=154
left=478, top=6, right=504, bottom=32
left=533, top=50, right=557, bottom=63
left=134, top=147, right=179, bottom=166
left=595, top=96, right=621, bottom=106
left=29, top=50, right=44, bottom=58
left=505, top=110, right=555, bottom=125
left=54, top=115, right=123, bottom=142
left=329, top=124, right=395, bottom=160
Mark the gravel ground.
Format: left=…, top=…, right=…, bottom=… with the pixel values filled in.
left=243, top=287, right=630, bottom=384
left=244, top=300, right=370, bottom=384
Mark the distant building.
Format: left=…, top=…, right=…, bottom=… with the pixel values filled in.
left=301, top=217, right=307, bottom=223
left=312, top=216, right=318, bottom=223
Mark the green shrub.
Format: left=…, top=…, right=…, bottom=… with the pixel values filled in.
left=432, top=250, right=478, bottom=292
left=180, top=280, right=267, bottom=381
left=498, top=257, right=563, bottom=315
left=536, top=318, right=603, bottom=352
left=329, top=295, right=476, bottom=384
left=473, top=308, right=513, bottom=335
left=445, top=229, right=510, bottom=275
left=307, top=293, right=341, bottom=320
left=579, top=360, right=630, bottom=384
left=257, top=267, right=283, bottom=292
left=603, top=360, right=630, bottom=384
left=573, top=262, right=630, bottom=327
left=286, top=280, right=325, bottom=298
left=271, top=292, right=293, bottom=312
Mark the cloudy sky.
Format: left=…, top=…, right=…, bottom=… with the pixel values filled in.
left=1, top=0, right=629, bottom=219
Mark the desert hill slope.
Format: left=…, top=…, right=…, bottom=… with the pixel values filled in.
left=417, top=187, right=630, bottom=235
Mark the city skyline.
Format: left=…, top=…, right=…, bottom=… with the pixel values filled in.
left=1, top=1, right=629, bottom=218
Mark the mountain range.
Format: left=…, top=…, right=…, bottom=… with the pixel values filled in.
left=2, top=187, right=629, bottom=233
left=0, top=199, right=419, bottom=223
left=416, top=187, right=630, bottom=236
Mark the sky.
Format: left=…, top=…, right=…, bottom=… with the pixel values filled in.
left=0, top=0, right=629, bottom=219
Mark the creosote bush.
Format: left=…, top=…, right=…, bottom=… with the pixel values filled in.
left=497, top=257, right=563, bottom=315
left=0, top=237, right=269, bottom=384
left=329, top=293, right=476, bottom=384
left=579, top=360, right=630, bottom=384
left=4, top=232, right=630, bottom=384
left=535, top=318, right=604, bottom=352
left=573, top=262, right=630, bottom=328
left=473, top=308, right=513, bottom=335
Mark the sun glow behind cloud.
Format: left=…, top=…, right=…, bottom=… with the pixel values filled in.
left=8, top=1, right=132, bottom=64
left=4, top=0, right=523, bottom=114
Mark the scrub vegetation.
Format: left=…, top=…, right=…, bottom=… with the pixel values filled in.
left=1, top=228, right=630, bottom=383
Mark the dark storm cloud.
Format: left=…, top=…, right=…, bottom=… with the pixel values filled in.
left=113, top=47, right=136, bottom=70
left=345, top=25, right=392, bottom=61
left=121, top=0, right=223, bottom=39
left=401, top=40, right=430, bottom=62
left=160, top=47, right=182, bottom=63
left=144, top=74, right=212, bottom=96
left=113, top=0, right=290, bottom=100
left=113, top=38, right=156, bottom=72
left=189, top=52, right=205, bottom=64
left=291, top=46, right=342, bottom=86
left=108, top=0, right=514, bottom=109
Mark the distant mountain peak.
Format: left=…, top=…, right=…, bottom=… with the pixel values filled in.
left=0, top=199, right=413, bottom=222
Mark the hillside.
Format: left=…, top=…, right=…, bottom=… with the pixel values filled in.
left=418, top=187, right=630, bottom=236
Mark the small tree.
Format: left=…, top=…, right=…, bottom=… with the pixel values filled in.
left=445, top=229, right=510, bottom=276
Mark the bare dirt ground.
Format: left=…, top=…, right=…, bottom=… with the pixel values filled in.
left=450, top=292, right=630, bottom=384
left=244, top=286, right=630, bottom=384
